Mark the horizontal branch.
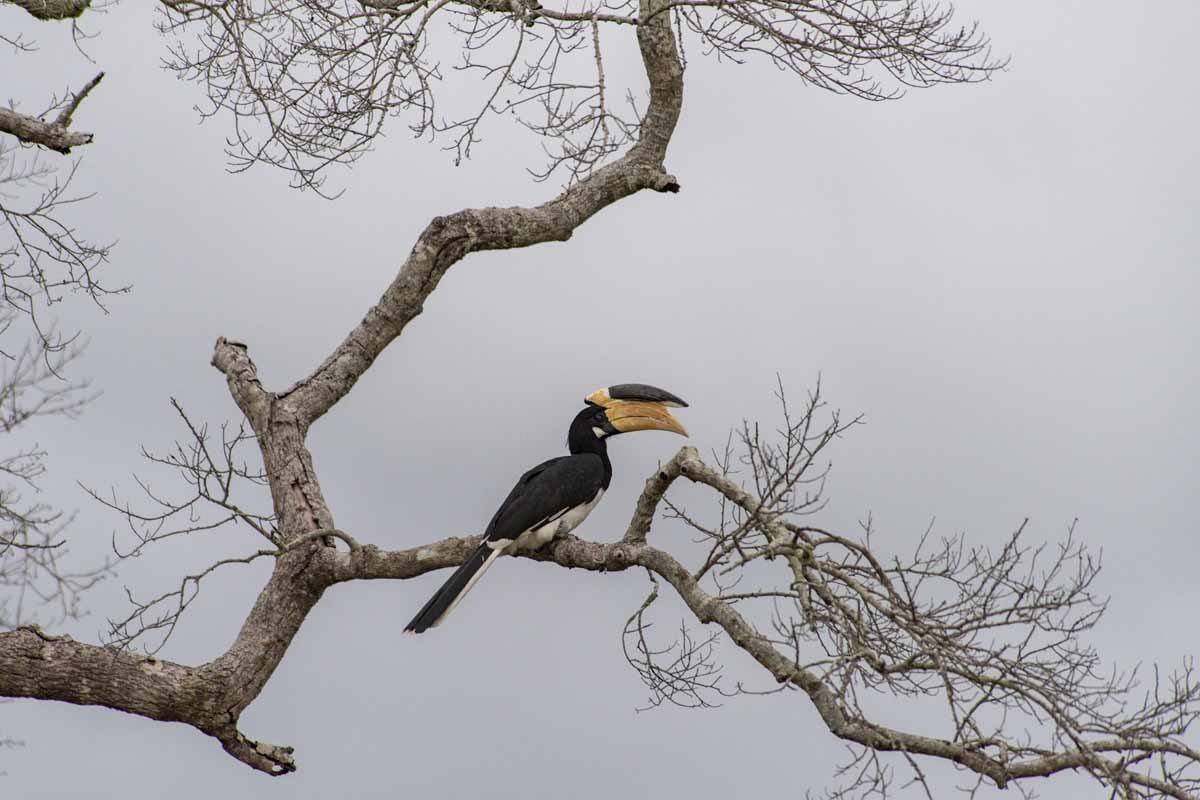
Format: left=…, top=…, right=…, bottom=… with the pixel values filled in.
left=6, top=443, right=1198, bottom=795
left=0, top=553, right=321, bottom=775
left=325, top=448, right=1199, bottom=797
left=320, top=523, right=1083, bottom=791
left=0, top=621, right=306, bottom=773
left=0, top=625, right=210, bottom=727
left=0, top=73, right=103, bottom=154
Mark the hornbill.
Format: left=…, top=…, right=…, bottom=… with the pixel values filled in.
left=404, top=383, right=688, bottom=634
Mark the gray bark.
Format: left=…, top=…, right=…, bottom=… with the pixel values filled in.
left=0, top=73, right=102, bottom=154
left=4, top=0, right=90, bottom=20
left=1, top=2, right=1193, bottom=796
left=0, top=0, right=683, bottom=776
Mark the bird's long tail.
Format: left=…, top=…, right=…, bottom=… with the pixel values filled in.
left=404, top=542, right=503, bottom=634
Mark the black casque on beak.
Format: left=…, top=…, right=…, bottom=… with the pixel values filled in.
left=586, top=384, right=689, bottom=437
left=586, top=383, right=688, bottom=408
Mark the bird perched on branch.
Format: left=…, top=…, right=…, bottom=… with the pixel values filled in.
left=404, top=383, right=688, bottom=634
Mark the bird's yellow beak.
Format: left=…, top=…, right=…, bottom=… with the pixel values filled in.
left=587, top=390, right=688, bottom=437
left=604, top=400, right=689, bottom=436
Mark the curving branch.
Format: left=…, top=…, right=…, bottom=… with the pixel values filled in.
left=0, top=2, right=688, bottom=773
left=4, top=1, right=1193, bottom=796
left=26, top=5, right=684, bottom=774
left=277, top=0, right=683, bottom=426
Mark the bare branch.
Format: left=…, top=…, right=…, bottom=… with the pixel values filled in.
left=0, top=73, right=103, bottom=154
left=272, top=0, right=682, bottom=425
left=0, top=142, right=122, bottom=350
left=8, top=4, right=1186, bottom=797
left=13, top=405, right=1200, bottom=794
left=51, top=72, right=103, bottom=130
left=622, top=571, right=725, bottom=709
left=78, top=399, right=275, bottom=651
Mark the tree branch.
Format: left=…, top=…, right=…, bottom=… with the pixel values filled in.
left=5, top=2, right=1182, bottom=794
left=209, top=337, right=270, bottom=433
left=280, top=0, right=684, bottom=426
left=158, top=0, right=997, bottom=188
left=8, top=437, right=1200, bottom=794
left=0, top=73, right=103, bottom=154
left=320, top=457, right=1200, bottom=797
left=3, top=0, right=91, bottom=21
left=623, top=447, right=690, bottom=545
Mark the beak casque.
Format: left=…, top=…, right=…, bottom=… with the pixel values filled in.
left=587, top=385, right=688, bottom=437
left=587, top=384, right=688, bottom=409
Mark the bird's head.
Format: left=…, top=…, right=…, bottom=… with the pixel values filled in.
left=570, top=384, right=688, bottom=452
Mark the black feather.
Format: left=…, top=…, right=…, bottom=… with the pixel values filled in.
left=482, top=454, right=608, bottom=544
left=403, top=543, right=492, bottom=634
left=607, top=383, right=688, bottom=407
left=403, top=408, right=616, bottom=634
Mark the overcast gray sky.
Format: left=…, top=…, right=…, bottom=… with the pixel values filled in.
left=3, top=1, right=1198, bottom=798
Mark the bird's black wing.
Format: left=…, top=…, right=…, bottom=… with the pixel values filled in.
left=483, top=453, right=606, bottom=543
left=404, top=454, right=605, bottom=633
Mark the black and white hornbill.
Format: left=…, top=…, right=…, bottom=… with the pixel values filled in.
left=403, top=383, right=688, bottom=634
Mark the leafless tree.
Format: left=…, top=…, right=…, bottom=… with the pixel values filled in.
left=3, top=1, right=1198, bottom=798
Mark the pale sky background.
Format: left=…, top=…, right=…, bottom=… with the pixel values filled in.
left=2, top=1, right=1198, bottom=798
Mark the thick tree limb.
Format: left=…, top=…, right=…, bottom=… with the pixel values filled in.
left=0, top=73, right=103, bottom=154
left=623, top=448, right=690, bottom=544
left=0, top=108, right=91, bottom=154
left=4, top=0, right=90, bottom=20
left=210, top=337, right=270, bottom=431
left=180, top=11, right=687, bottom=763
left=6, top=1, right=1190, bottom=795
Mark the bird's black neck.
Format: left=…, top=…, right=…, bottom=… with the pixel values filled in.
left=567, top=410, right=613, bottom=488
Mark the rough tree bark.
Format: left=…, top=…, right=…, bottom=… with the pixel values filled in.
left=4, top=0, right=91, bottom=21
left=0, top=0, right=684, bottom=775
left=0, top=75, right=102, bottom=155
left=3, top=1, right=1197, bottom=797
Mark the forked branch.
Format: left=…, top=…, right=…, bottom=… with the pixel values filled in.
left=5, top=2, right=1186, bottom=796
left=0, top=73, right=103, bottom=155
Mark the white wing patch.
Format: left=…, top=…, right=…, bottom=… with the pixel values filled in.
left=509, top=488, right=605, bottom=552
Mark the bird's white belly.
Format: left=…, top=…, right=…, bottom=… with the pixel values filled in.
left=509, top=489, right=604, bottom=552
